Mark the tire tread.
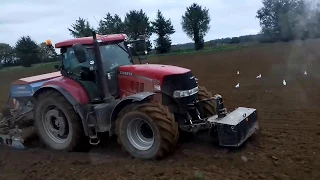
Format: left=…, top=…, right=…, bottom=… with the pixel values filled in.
left=115, top=101, right=179, bottom=159
left=34, top=90, right=89, bottom=152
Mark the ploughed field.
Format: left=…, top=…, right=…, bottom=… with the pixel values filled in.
left=0, top=40, right=320, bottom=180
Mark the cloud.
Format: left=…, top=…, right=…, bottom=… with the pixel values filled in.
left=0, top=0, right=263, bottom=47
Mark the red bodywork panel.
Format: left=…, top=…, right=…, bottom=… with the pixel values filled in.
left=12, top=71, right=62, bottom=85
left=117, top=64, right=190, bottom=98
left=55, top=34, right=126, bottom=48
left=42, top=76, right=90, bottom=104
left=36, top=64, right=190, bottom=103
left=12, top=71, right=90, bottom=104
left=21, top=64, right=189, bottom=105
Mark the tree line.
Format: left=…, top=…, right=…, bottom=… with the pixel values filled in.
left=68, top=3, right=210, bottom=53
left=1, top=0, right=320, bottom=68
left=1, top=3, right=210, bottom=67
left=0, top=37, right=58, bottom=68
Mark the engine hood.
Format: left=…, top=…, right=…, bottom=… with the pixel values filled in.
left=118, top=64, right=191, bottom=81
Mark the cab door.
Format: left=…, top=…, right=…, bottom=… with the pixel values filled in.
left=106, top=67, right=120, bottom=98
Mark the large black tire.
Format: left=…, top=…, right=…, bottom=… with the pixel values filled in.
left=197, top=85, right=219, bottom=142
left=198, top=85, right=217, bottom=118
left=34, top=90, right=89, bottom=152
left=115, top=101, right=179, bottom=160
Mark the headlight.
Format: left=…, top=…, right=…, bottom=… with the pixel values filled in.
left=173, top=86, right=198, bottom=98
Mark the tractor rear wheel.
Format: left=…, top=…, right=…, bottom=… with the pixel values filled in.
left=34, top=90, right=89, bottom=152
left=115, top=101, right=179, bottom=160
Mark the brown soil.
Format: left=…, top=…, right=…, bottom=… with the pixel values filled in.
left=0, top=40, right=320, bottom=180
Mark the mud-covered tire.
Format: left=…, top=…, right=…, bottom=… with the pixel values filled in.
left=115, top=101, right=179, bottom=160
left=197, top=85, right=219, bottom=141
left=179, top=86, right=218, bottom=142
left=34, top=90, right=89, bottom=152
left=198, top=85, right=217, bottom=117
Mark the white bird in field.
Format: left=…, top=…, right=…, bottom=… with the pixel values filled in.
left=235, top=83, right=240, bottom=88
left=283, top=80, right=286, bottom=86
left=256, top=74, right=262, bottom=78
left=304, top=71, right=307, bottom=75
left=237, top=71, right=240, bottom=75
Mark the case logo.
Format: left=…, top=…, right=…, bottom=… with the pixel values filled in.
left=120, top=71, right=133, bottom=76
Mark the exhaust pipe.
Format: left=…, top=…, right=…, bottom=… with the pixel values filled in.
left=92, top=31, right=115, bottom=103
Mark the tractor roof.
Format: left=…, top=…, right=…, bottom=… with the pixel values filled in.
left=55, top=34, right=127, bottom=48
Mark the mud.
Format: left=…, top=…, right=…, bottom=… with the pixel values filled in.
left=0, top=40, right=320, bottom=180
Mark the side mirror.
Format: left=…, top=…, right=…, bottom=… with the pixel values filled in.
left=135, top=35, right=148, bottom=60
left=72, top=44, right=87, bottom=63
left=125, top=35, right=148, bottom=61
left=137, top=39, right=148, bottom=60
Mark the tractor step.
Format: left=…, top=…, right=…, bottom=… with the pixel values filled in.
left=86, top=111, right=100, bottom=145
left=89, top=137, right=100, bottom=145
left=87, top=123, right=100, bottom=145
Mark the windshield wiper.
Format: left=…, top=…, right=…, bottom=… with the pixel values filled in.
left=116, top=43, right=128, bottom=53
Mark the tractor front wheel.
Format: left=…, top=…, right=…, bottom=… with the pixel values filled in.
left=197, top=85, right=220, bottom=142
left=197, top=85, right=217, bottom=118
left=115, top=101, right=179, bottom=160
left=34, top=90, right=89, bottom=152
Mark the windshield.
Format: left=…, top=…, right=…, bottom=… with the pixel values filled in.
left=99, top=42, right=132, bottom=72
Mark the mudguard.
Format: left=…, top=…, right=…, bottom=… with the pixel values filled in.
left=109, top=92, right=156, bottom=136
left=33, top=85, right=88, bottom=122
left=34, top=85, right=78, bottom=105
left=38, top=76, right=90, bottom=105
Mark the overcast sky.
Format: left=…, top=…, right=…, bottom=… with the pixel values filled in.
left=0, top=0, right=263, bottom=47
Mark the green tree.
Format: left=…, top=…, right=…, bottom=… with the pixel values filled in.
left=314, top=4, right=320, bottom=37
left=152, top=10, right=175, bottom=54
left=181, top=3, right=211, bottom=50
left=256, top=0, right=311, bottom=42
left=230, top=37, right=241, bottom=44
left=307, top=3, right=320, bottom=38
left=124, top=9, right=153, bottom=52
left=68, top=17, right=95, bottom=38
left=38, top=42, right=59, bottom=63
left=15, top=36, right=41, bottom=67
left=0, top=43, right=16, bottom=65
left=98, top=13, right=125, bottom=35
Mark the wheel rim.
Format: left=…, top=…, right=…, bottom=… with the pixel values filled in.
left=42, top=105, right=69, bottom=144
left=127, top=118, right=154, bottom=151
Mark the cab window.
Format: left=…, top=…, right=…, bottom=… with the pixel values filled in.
left=62, top=48, right=91, bottom=73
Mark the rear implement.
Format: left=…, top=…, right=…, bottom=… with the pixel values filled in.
left=208, top=107, right=258, bottom=146
left=0, top=72, right=61, bottom=148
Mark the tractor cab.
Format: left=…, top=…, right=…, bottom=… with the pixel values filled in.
left=47, top=33, right=147, bottom=103
left=60, top=38, right=133, bottom=75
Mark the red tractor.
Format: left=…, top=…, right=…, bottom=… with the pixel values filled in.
left=0, top=31, right=258, bottom=159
